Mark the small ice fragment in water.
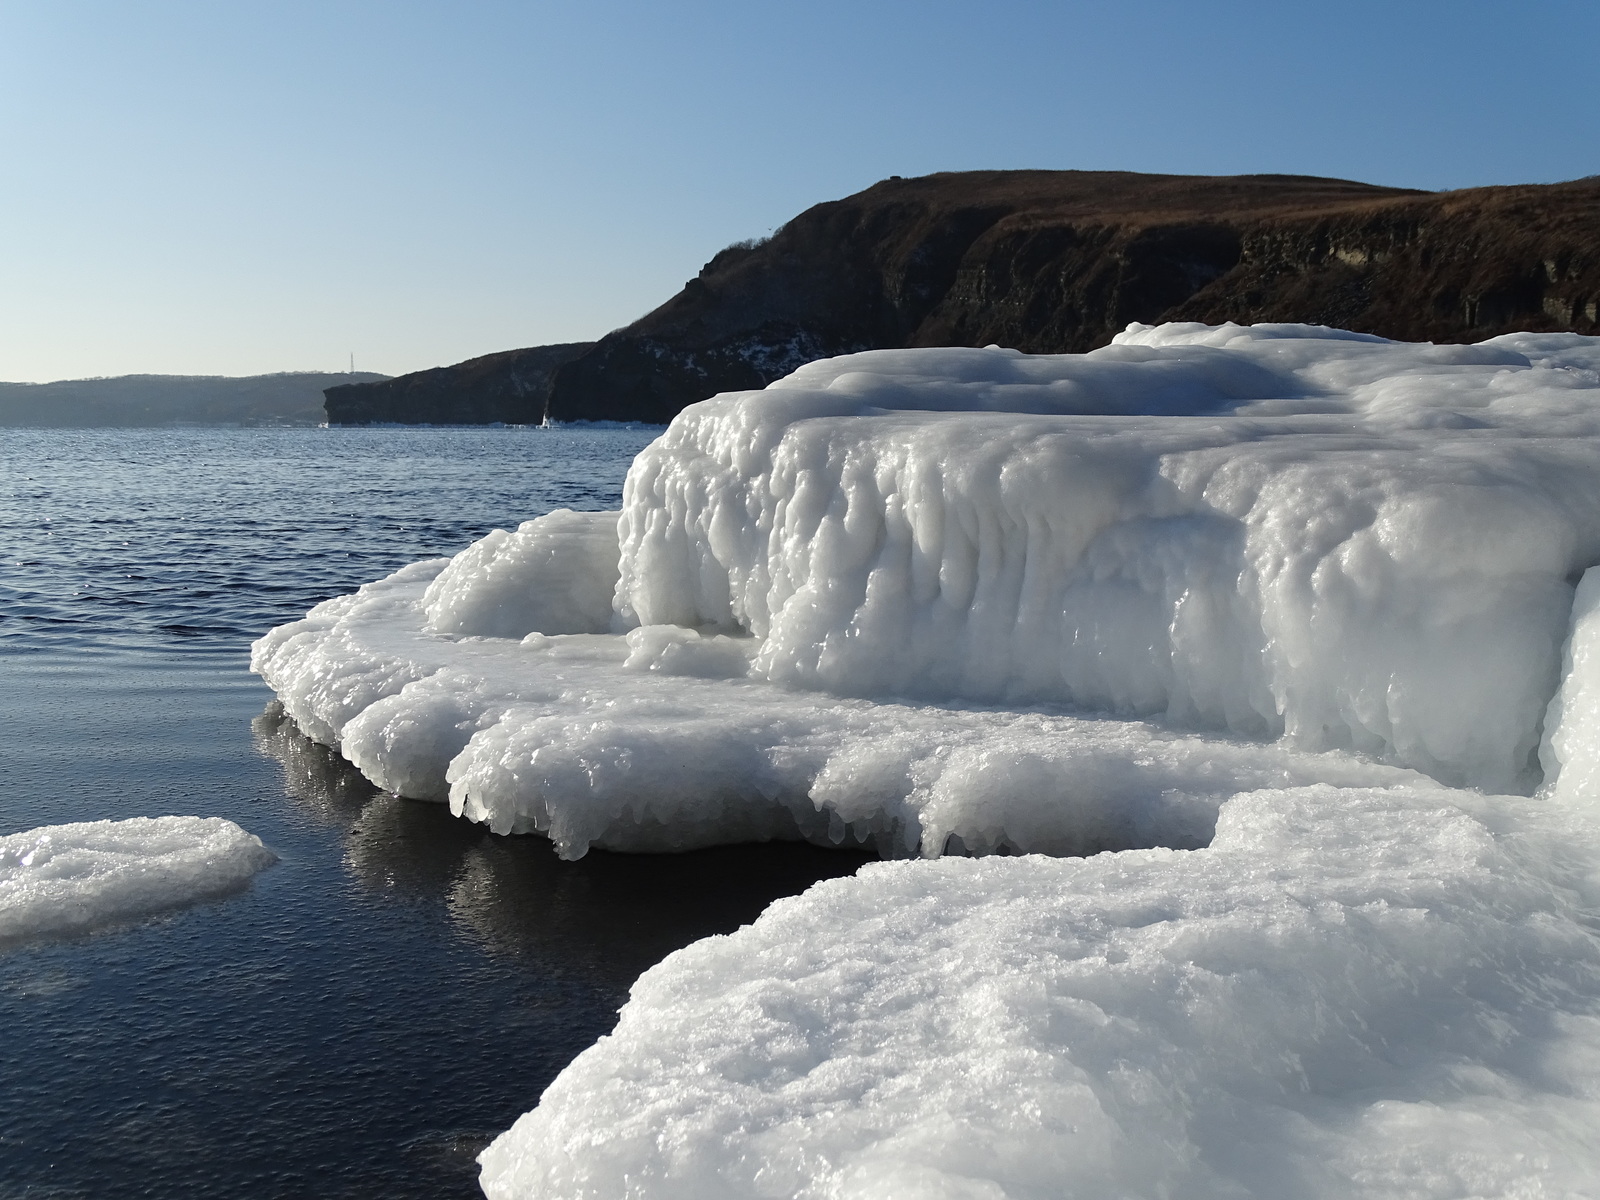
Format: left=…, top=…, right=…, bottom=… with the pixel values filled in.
left=0, top=815, right=276, bottom=946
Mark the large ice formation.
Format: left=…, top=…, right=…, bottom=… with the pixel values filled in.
left=250, top=323, right=1600, bottom=1195
left=0, top=815, right=275, bottom=945
left=255, top=322, right=1600, bottom=849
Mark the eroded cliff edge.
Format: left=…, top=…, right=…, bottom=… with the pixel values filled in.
left=329, top=170, right=1600, bottom=425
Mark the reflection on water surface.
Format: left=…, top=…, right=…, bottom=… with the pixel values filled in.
left=0, top=427, right=871, bottom=1199
left=254, top=701, right=873, bottom=992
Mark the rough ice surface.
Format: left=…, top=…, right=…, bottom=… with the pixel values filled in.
left=0, top=816, right=276, bottom=946
left=478, top=778, right=1600, bottom=1200
left=247, top=324, right=1600, bottom=1195
left=1540, top=565, right=1600, bottom=803
left=253, top=555, right=1420, bottom=858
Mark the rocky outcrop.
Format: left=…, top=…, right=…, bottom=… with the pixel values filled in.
left=323, top=342, right=592, bottom=425
left=334, top=171, right=1600, bottom=425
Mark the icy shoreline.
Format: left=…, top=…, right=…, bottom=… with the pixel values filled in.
left=251, top=322, right=1600, bottom=1195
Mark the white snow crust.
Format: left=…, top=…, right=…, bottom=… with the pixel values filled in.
left=478, top=779, right=1600, bottom=1199
left=246, top=323, right=1600, bottom=1195
left=0, top=816, right=275, bottom=945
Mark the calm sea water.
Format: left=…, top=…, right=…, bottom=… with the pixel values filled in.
left=0, top=427, right=869, bottom=1199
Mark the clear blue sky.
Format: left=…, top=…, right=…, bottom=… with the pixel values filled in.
left=1, top=0, right=1594, bottom=382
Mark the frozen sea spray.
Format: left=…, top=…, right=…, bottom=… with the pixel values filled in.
left=476, top=573, right=1600, bottom=1197
left=0, top=816, right=276, bottom=946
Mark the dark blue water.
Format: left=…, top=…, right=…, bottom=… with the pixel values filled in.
left=0, top=428, right=869, bottom=1198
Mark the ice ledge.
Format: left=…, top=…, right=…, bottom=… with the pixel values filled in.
left=478, top=779, right=1600, bottom=1199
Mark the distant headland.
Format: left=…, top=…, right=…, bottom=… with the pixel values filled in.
left=326, top=168, right=1600, bottom=426
left=0, top=372, right=389, bottom=427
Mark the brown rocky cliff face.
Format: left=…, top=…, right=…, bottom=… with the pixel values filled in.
left=1161, top=181, right=1600, bottom=338
left=331, top=171, right=1600, bottom=425
left=548, top=171, right=1600, bottom=423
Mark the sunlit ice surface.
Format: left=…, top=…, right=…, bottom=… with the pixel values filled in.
left=251, top=325, right=1600, bottom=1196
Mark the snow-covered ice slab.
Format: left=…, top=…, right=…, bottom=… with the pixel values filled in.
left=246, top=323, right=1600, bottom=1195
left=615, top=326, right=1600, bottom=793
left=0, top=816, right=276, bottom=946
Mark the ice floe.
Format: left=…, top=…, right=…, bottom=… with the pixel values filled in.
left=0, top=816, right=275, bottom=946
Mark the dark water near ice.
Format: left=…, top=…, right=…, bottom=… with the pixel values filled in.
left=0, top=428, right=870, bottom=1198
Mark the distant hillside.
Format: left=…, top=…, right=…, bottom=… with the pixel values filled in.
left=0, top=372, right=389, bottom=427
left=323, top=343, right=591, bottom=425
left=332, top=169, right=1600, bottom=426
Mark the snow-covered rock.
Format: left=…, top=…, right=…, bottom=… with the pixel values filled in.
left=422, top=508, right=621, bottom=639
left=615, top=327, right=1600, bottom=793
left=0, top=816, right=275, bottom=945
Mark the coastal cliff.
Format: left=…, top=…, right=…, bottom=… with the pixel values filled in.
left=323, top=343, right=592, bottom=425
left=330, top=171, right=1600, bottom=425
